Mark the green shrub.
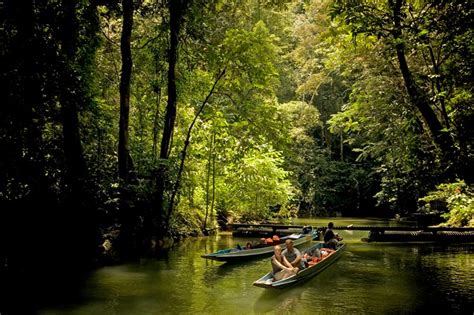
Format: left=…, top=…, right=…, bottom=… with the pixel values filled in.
left=419, top=180, right=474, bottom=227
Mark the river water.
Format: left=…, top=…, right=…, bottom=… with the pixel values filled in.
left=40, top=218, right=473, bottom=314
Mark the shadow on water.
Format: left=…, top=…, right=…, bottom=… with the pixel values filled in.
left=1, top=265, right=92, bottom=314
left=216, top=261, right=245, bottom=275
left=202, top=258, right=268, bottom=286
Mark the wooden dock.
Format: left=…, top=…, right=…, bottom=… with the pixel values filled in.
left=229, top=223, right=474, bottom=243
left=364, top=230, right=474, bottom=243
left=230, top=223, right=306, bottom=237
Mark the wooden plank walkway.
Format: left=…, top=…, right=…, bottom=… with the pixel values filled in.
left=332, top=225, right=474, bottom=232
left=230, top=223, right=474, bottom=232
left=229, top=223, right=474, bottom=242
left=364, top=230, right=474, bottom=243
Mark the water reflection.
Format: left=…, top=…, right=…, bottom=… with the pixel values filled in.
left=254, top=289, right=303, bottom=314
left=39, top=218, right=474, bottom=314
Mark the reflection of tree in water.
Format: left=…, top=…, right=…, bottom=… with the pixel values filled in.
left=202, top=259, right=269, bottom=290
left=277, top=295, right=301, bottom=313
left=413, top=245, right=474, bottom=313
left=373, top=243, right=474, bottom=314
left=201, top=262, right=239, bottom=286
left=253, top=288, right=304, bottom=314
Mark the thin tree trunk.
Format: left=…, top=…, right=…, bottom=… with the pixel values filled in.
left=152, top=60, right=162, bottom=162
left=428, top=45, right=450, bottom=129
left=203, top=132, right=215, bottom=231
left=340, top=132, right=344, bottom=162
left=165, top=69, right=226, bottom=226
left=210, top=132, right=217, bottom=226
left=118, top=0, right=133, bottom=182
left=152, top=91, right=161, bottom=162
left=204, top=146, right=211, bottom=231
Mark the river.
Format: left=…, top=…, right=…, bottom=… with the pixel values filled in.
left=40, top=218, right=473, bottom=314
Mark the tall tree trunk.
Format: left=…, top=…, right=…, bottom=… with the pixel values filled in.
left=161, top=0, right=183, bottom=161
left=117, top=0, right=135, bottom=258
left=2, top=3, right=58, bottom=301
left=390, top=0, right=455, bottom=174
left=15, top=1, right=48, bottom=193
left=17, top=0, right=52, bottom=244
left=58, top=0, right=97, bottom=265
left=118, top=0, right=134, bottom=182
left=154, top=0, right=187, bottom=238
left=58, top=4, right=84, bottom=178
left=60, top=0, right=87, bottom=190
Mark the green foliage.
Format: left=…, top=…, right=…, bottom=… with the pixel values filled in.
left=320, top=0, right=474, bottom=213
left=219, top=148, right=294, bottom=219
left=326, top=53, right=441, bottom=213
left=1, top=0, right=106, bottom=269
left=168, top=204, right=209, bottom=238
left=419, top=181, right=474, bottom=227
left=222, top=21, right=280, bottom=90
left=3, top=0, right=473, bottom=262
left=330, top=0, right=473, bottom=170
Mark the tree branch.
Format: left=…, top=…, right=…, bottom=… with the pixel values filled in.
left=165, top=67, right=227, bottom=224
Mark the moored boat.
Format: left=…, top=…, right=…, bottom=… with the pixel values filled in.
left=201, top=228, right=318, bottom=262
left=253, top=242, right=346, bottom=289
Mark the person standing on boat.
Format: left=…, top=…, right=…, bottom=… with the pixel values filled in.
left=271, top=245, right=297, bottom=281
left=324, top=222, right=342, bottom=249
left=281, top=239, right=304, bottom=269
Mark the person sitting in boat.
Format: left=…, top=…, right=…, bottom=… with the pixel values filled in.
left=245, top=242, right=252, bottom=249
left=271, top=245, right=298, bottom=281
left=303, top=247, right=335, bottom=266
left=303, top=247, right=321, bottom=266
left=281, top=239, right=304, bottom=270
left=252, top=238, right=267, bottom=249
left=324, top=222, right=342, bottom=249
left=320, top=247, right=335, bottom=258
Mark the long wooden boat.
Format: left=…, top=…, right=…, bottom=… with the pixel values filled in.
left=201, top=230, right=318, bottom=262
left=253, top=242, right=346, bottom=289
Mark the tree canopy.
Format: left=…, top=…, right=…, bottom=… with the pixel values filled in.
left=1, top=0, right=472, bottom=264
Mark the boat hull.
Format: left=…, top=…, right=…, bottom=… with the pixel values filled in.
left=253, top=243, right=346, bottom=289
left=201, top=231, right=318, bottom=262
